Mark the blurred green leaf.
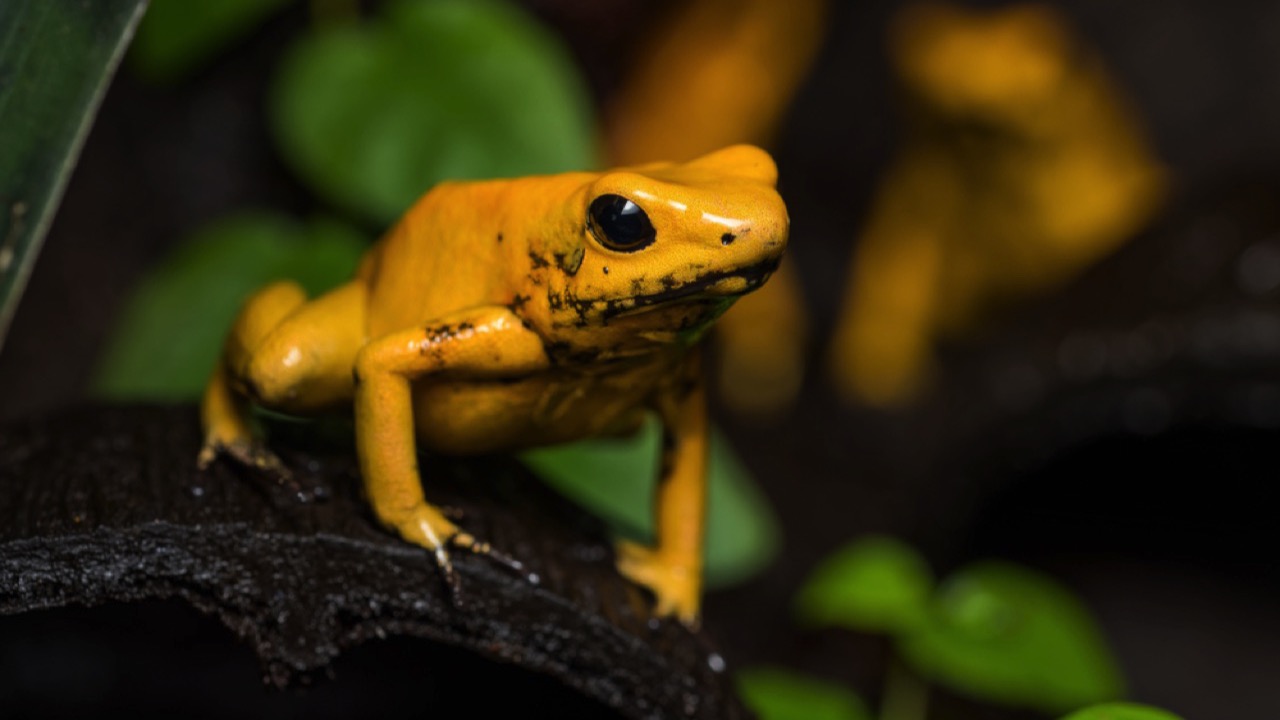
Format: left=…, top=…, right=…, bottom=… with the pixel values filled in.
left=737, top=667, right=872, bottom=720
left=900, top=562, right=1124, bottom=714
left=1060, top=704, right=1183, bottom=720
left=795, top=536, right=934, bottom=633
left=129, top=0, right=290, bottom=83
left=94, top=212, right=366, bottom=400
left=271, top=0, right=597, bottom=224
left=522, top=418, right=780, bottom=588
left=0, top=0, right=148, bottom=351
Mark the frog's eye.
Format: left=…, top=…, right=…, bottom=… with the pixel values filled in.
left=588, top=194, right=656, bottom=252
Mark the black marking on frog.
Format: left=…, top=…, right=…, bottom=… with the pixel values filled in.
left=510, top=294, right=530, bottom=311
left=554, top=245, right=585, bottom=276
left=528, top=252, right=550, bottom=270
left=497, top=232, right=504, bottom=243
left=544, top=340, right=573, bottom=365
left=569, top=258, right=780, bottom=321
left=424, top=321, right=475, bottom=347
left=602, top=266, right=610, bottom=275
left=721, top=232, right=736, bottom=246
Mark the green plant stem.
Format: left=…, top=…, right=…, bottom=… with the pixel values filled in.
left=880, top=660, right=929, bottom=720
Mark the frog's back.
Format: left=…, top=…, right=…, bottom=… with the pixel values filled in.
left=360, top=180, right=532, bottom=338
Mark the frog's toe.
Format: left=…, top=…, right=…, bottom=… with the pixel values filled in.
left=394, top=509, right=466, bottom=602
left=450, top=532, right=527, bottom=577
left=615, top=540, right=701, bottom=626
left=196, top=441, right=219, bottom=470
left=199, top=434, right=296, bottom=490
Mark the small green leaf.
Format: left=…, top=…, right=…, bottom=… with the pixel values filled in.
left=1060, top=703, right=1183, bottom=720
left=94, top=212, right=367, bottom=400
left=522, top=418, right=780, bottom=588
left=737, top=667, right=872, bottom=720
left=129, top=0, right=291, bottom=83
left=0, top=0, right=148, bottom=350
left=271, top=0, right=597, bottom=224
left=900, top=562, right=1124, bottom=714
left=795, top=536, right=934, bottom=633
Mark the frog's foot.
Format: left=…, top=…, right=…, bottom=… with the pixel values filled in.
left=615, top=539, right=701, bottom=626
left=198, top=426, right=294, bottom=488
left=395, top=507, right=529, bottom=606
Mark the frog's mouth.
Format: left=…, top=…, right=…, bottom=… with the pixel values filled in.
left=576, top=257, right=782, bottom=321
left=644, top=257, right=781, bottom=303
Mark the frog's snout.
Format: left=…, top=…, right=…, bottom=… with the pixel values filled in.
left=710, top=200, right=789, bottom=267
left=714, top=223, right=787, bottom=260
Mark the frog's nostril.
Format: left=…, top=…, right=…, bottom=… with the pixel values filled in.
left=721, top=232, right=737, bottom=246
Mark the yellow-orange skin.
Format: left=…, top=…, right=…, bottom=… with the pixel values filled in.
left=199, top=145, right=789, bottom=623
left=605, top=0, right=827, bottom=416
left=830, top=2, right=1165, bottom=407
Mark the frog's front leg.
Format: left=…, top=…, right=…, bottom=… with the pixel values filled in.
left=352, top=306, right=550, bottom=587
left=616, top=350, right=708, bottom=625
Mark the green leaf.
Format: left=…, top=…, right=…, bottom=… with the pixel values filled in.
left=737, top=667, right=872, bottom=720
left=129, top=0, right=291, bottom=83
left=900, top=562, right=1124, bottom=714
left=0, top=0, right=148, bottom=351
left=522, top=418, right=781, bottom=588
left=1060, top=703, right=1183, bottom=720
left=93, top=212, right=367, bottom=400
left=795, top=536, right=934, bottom=634
left=271, top=0, right=597, bottom=224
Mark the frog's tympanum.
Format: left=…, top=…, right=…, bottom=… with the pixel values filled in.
left=199, top=145, right=789, bottom=623
left=829, top=2, right=1165, bottom=407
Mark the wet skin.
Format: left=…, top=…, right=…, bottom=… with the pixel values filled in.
left=199, top=145, right=789, bottom=623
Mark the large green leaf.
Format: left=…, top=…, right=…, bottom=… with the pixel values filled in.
left=271, top=0, right=597, bottom=224
left=795, top=536, right=934, bottom=634
left=1060, top=704, right=1183, bottom=720
left=93, top=212, right=366, bottom=400
left=522, top=418, right=781, bottom=588
left=900, top=562, right=1124, bottom=714
left=737, top=667, right=872, bottom=720
left=129, top=0, right=291, bottom=83
left=0, top=0, right=148, bottom=351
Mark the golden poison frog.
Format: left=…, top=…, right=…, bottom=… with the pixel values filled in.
left=199, top=145, right=788, bottom=623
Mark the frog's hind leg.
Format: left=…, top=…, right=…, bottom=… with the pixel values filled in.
left=200, top=280, right=367, bottom=470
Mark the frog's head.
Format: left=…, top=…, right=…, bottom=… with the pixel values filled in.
left=544, top=145, right=788, bottom=338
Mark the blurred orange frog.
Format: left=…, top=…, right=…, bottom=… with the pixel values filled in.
left=830, top=2, right=1165, bottom=406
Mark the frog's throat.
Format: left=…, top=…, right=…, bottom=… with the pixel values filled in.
left=572, top=256, right=781, bottom=321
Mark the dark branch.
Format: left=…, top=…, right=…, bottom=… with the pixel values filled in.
left=0, top=405, right=745, bottom=719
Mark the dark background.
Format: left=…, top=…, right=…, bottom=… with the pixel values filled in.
left=2, top=1, right=1279, bottom=717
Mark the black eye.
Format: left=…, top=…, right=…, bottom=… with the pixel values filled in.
left=588, top=194, right=656, bottom=252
